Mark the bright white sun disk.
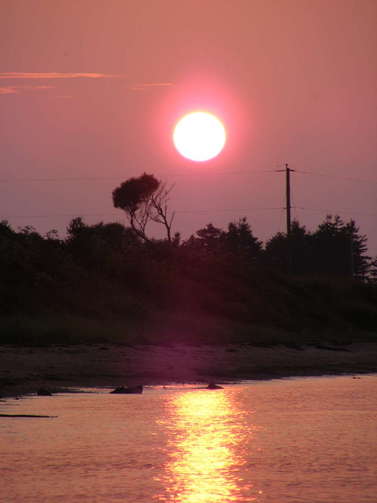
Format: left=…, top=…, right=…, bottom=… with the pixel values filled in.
left=173, top=111, right=226, bottom=162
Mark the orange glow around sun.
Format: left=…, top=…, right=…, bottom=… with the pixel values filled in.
left=173, top=111, right=226, bottom=162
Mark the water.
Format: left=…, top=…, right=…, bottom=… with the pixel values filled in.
left=1, top=375, right=377, bottom=502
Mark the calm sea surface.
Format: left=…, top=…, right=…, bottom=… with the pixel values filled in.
left=1, top=375, right=377, bottom=502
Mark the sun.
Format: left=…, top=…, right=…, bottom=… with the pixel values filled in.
left=173, top=111, right=226, bottom=162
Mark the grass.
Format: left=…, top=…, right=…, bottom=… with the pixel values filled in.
left=0, top=315, right=141, bottom=346
left=1, top=310, right=376, bottom=347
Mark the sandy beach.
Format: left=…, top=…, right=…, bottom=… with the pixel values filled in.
left=1, top=342, right=376, bottom=398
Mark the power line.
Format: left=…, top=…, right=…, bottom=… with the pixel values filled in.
left=295, top=169, right=377, bottom=184
left=0, top=169, right=277, bottom=184
left=295, top=207, right=377, bottom=216
left=176, top=207, right=283, bottom=213
left=0, top=213, right=120, bottom=219
left=1, top=204, right=375, bottom=221
left=1, top=166, right=375, bottom=231
left=0, top=176, right=125, bottom=183
left=1, top=206, right=285, bottom=220
left=165, top=168, right=277, bottom=176
left=0, top=165, right=375, bottom=184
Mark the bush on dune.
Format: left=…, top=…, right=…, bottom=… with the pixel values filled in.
left=0, top=213, right=376, bottom=346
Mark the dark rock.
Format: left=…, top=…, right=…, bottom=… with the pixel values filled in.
left=207, top=382, right=223, bottom=390
left=37, top=388, right=52, bottom=396
left=110, top=385, right=143, bottom=394
left=312, top=344, right=351, bottom=352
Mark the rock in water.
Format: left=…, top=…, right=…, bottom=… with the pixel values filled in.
left=207, top=383, right=223, bottom=390
left=37, top=388, right=52, bottom=396
left=110, top=385, right=143, bottom=394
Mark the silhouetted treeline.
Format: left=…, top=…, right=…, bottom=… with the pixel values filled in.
left=0, top=214, right=376, bottom=345
left=265, top=216, right=371, bottom=280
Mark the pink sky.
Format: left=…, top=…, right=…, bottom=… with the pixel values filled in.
left=1, top=0, right=376, bottom=254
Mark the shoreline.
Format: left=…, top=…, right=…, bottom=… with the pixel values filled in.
left=1, top=342, right=377, bottom=399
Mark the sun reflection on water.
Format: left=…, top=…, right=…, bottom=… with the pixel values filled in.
left=156, top=388, right=258, bottom=502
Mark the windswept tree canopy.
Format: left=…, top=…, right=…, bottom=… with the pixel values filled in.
left=112, top=173, right=160, bottom=242
left=112, top=173, right=174, bottom=242
left=112, top=173, right=160, bottom=214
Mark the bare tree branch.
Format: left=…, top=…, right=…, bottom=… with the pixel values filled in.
left=150, top=183, right=175, bottom=242
left=112, top=174, right=174, bottom=242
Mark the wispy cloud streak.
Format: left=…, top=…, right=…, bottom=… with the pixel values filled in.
left=0, top=74, right=173, bottom=96
left=130, top=82, right=174, bottom=91
left=0, top=85, right=55, bottom=95
left=0, top=72, right=124, bottom=80
left=0, top=86, right=17, bottom=95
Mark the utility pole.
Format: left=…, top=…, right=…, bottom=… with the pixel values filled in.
left=285, top=163, right=292, bottom=235
left=276, top=163, right=294, bottom=235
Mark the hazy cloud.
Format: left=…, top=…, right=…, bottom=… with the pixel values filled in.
left=0, top=86, right=17, bottom=95
left=0, top=85, right=55, bottom=95
left=130, top=82, right=174, bottom=91
left=0, top=75, right=172, bottom=96
left=0, top=74, right=173, bottom=99
left=0, top=72, right=124, bottom=80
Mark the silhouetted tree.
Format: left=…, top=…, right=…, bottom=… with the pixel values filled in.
left=224, top=217, right=262, bottom=261
left=0, top=220, right=14, bottom=239
left=265, top=221, right=311, bottom=274
left=343, top=219, right=370, bottom=280
left=313, top=215, right=370, bottom=279
left=186, top=223, right=224, bottom=253
left=265, top=216, right=371, bottom=279
left=66, top=217, right=141, bottom=274
left=67, top=218, right=139, bottom=252
left=369, top=257, right=377, bottom=283
left=112, top=173, right=174, bottom=242
left=1, top=209, right=377, bottom=342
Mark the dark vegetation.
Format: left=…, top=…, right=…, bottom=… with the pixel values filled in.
left=1, top=173, right=377, bottom=347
